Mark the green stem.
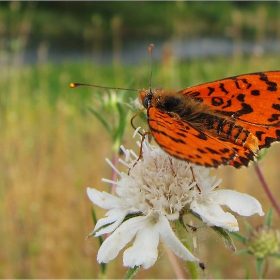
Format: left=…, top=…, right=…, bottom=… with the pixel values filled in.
left=123, top=266, right=141, bottom=279
left=187, top=261, right=199, bottom=279
left=175, top=220, right=200, bottom=279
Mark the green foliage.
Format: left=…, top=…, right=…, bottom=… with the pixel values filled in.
left=123, top=266, right=141, bottom=279
left=211, top=226, right=236, bottom=251
left=230, top=210, right=280, bottom=279
left=1, top=1, right=280, bottom=50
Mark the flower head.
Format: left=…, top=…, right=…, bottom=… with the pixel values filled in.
left=87, top=132, right=264, bottom=269
left=246, top=225, right=280, bottom=259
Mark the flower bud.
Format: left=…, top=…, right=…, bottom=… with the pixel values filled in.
left=246, top=226, right=280, bottom=259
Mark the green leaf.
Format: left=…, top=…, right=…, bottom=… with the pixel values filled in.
left=100, top=262, right=107, bottom=277
left=264, top=207, right=273, bottom=227
left=245, top=267, right=250, bottom=279
left=91, top=207, right=98, bottom=224
left=123, top=266, right=141, bottom=279
left=230, top=231, right=247, bottom=244
left=89, top=208, right=104, bottom=246
left=271, top=252, right=280, bottom=258
left=112, top=101, right=128, bottom=152
left=88, top=107, right=111, bottom=134
left=235, top=249, right=251, bottom=255
left=90, top=208, right=107, bottom=277
left=255, top=148, right=268, bottom=162
left=211, top=226, right=236, bottom=251
left=255, top=258, right=264, bottom=279
left=244, top=220, right=253, bottom=232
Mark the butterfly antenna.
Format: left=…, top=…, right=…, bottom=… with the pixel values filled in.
left=70, top=82, right=138, bottom=92
left=148, top=44, right=154, bottom=94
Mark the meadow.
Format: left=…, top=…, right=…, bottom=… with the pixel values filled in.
left=0, top=47, right=280, bottom=278
left=0, top=1, right=280, bottom=278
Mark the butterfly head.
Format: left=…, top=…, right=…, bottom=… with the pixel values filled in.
left=139, top=88, right=153, bottom=109
left=140, top=87, right=165, bottom=109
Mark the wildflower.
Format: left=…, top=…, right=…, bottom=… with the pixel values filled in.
left=246, top=225, right=280, bottom=259
left=87, top=132, right=264, bottom=269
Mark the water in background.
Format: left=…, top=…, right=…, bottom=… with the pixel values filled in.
left=21, top=38, right=280, bottom=65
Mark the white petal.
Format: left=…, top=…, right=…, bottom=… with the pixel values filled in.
left=191, top=200, right=239, bottom=231
left=210, top=190, right=264, bottom=216
left=94, top=209, right=129, bottom=236
left=97, top=216, right=147, bottom=264
left=158, top=215, right=199, bottom=262
left=87, top=188, right=122, bottom=209
left=123, top=218, right=160, bottom=269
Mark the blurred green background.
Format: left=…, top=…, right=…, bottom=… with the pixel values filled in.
left=1, top=1, right=280, bottom=278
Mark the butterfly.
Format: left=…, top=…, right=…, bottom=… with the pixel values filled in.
left=139, top=71, right=280, bottom=168
left=70, top=45, right=280, bottom=168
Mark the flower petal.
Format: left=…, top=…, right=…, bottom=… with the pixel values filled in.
left=97, top=216, right=147, bottom=264
left=158, top=215, right=199, bottom=262
left=87, top=188, right=122, bottom=209
left=123, top=217, right=160, bottom=269
left=191, top=200, right=239, bottom=231
left=210, top=190, right=264, bottom=216
left=94, top=209, right=129, bottom=236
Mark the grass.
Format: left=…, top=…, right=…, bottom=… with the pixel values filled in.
left=1, top=48, right=280, bottom=278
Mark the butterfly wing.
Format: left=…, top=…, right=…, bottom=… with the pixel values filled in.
left=179, top=71, right=280, bottom=149
left=147, top=107, right=255, bottom=167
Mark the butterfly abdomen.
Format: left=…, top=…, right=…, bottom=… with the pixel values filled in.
left=204, top=115, right=259, bottom=153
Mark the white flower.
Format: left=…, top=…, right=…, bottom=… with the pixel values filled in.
left=87, top=132, right=264, bottom=269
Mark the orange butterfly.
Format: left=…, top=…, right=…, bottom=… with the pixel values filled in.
left=71, top=46, right=280, bottom=168
left=139, top=71, right=280, bottom=168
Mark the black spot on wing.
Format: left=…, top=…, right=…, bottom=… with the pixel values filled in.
left=237, top=94, right=245, bottom=102
left=221, top=157, right=231, bottom=165
left=272, top=103, right=280, bottom=111
left=251, top=90, right=260, bottom=96
left=211, top=97, right=224, bottom=106
left=190, top=91, right=200, bottom=97
left=211, top=159, right=220, bottom=167
left=195, top=131, right=208, bottom=141
left=149, top=123, right=187, bottom=144
left=219, top=83, right=229, bottom=94
left=221, top=99, right=232, bottom=109
left=268, top=114, right=280, bottom=122
left=197, top=148, right=207, bottom=154
left=255, top=131, right=266, bottom=141
left=207, top=87, right=215, bottom=96
left=238, top=156, right=251, bottom=165
left=233, top=78, right=241, bottom=89
left=219, top=148, right=230, bottom=153
left=259, top=72, right=277, bottom=91
left=241, top=78, right=252, bottom=89
left=234, top=103, right=253, bottom=117
left=206, top=147, right=220, bottom=154
left=259, top=136, right=276, bottom=149
left=177, top=132, right=186, bottom=138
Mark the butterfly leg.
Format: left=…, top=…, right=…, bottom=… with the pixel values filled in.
left=132, top=131, right=152, bottom=167
left=190, top=166, right=202, bottom=193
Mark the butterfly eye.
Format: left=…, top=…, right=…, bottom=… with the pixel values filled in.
left=142, top=95, right=150, bottom=108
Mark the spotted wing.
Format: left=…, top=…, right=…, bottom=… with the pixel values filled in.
left=179, top=71, right=280, bottom=149
left=147, top=107, right=255, bottom=168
